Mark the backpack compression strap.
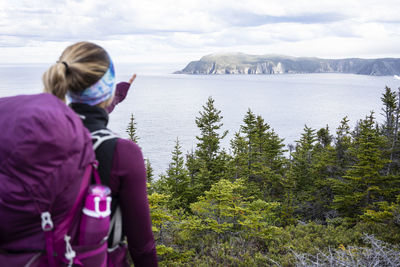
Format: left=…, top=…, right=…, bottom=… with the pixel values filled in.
left=108, top=205, right=123, bottom=250
left=41, top=162, right=100, bottom=267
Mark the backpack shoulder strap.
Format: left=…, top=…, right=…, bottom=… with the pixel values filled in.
left=91, top=129, right=119, bottom=185
left=91, top=129, right=119, bottom=151
left=90, top=129, right=123, bottom=248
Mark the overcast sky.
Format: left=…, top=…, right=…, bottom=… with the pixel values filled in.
left=1, top=0, right=400, bottom=69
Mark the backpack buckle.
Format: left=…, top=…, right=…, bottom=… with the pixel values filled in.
left=41, top=212, right=54, bottom=232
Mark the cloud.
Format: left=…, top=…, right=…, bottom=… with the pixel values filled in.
left=0, top=0, right=400, bottom=64
left=216, top=9, right=348, bottom=27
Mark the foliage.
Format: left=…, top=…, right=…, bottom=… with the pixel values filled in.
left=181, top=179, right=281, bottom=240
left=129, top=88, right=400, bottom=266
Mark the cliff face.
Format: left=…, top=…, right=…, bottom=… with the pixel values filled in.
left=175, top=53, right=400, bottom=76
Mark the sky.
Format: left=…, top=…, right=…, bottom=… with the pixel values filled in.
left=1, top=0, right=400, bottom=71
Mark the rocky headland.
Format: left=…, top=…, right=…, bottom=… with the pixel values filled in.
left=175, top=53, right=400, bottom=76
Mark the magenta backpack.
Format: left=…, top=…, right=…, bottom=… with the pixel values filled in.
left=0, top=93, right=127, bottom=266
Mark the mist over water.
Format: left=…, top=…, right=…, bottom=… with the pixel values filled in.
left=1, top=64, right=399, bottom=177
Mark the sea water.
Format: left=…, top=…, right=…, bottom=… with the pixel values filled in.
left=1, top=64, right=399, bottom=176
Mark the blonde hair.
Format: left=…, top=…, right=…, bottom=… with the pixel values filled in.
left=43, top=42, right=110, bottom=101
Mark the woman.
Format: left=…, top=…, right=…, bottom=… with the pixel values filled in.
left=42, top=41, right=158, bottom=266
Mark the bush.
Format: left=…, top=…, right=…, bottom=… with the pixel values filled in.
left=294, top=234, right=400, bottom=267
left=265, top=222, right=362, bottom=266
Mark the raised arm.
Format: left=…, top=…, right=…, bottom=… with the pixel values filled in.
left=106, top=74, right=136, bottom=113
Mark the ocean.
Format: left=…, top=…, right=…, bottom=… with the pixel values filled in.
left=1, top=64, right=399, bottom=176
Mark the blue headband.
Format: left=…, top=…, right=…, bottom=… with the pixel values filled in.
left=67, top=60, right=116, bottom=106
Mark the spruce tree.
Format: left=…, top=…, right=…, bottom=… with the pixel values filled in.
left=375, top=87, right=400, bottom=204
left=291, top=125, right=317, bottom=193
left=310, top=126, right=337, bottom=221
left=186, top=149, right=199, bottom=185
left=251, top=115, right=286, bottom=201
left=335, top=116, right=353, bottom=175
left=195, top=97, right=228, bottom=163
left=333, top=113, right=389, bottom=218
left=317, top=125, right=332, bottom=148
left=381, top=86, right=398, bottom=140
left=230, top=109, right=287, bottom=201
left=158, top=138, right=191, bottom=210
left=146, top=159, right=154, bottom=183
left=192, top=97, right=228, bottom=194
left=289, top=125, right=318, bottom=219
left=126, top=113, right=139, bottom=143
left=237, top=110, right=280, bottom=176
left=229, top=131, right=248, bottom=180
left=263, top=126, right=287, bottom=175
left=241, top=109, right=257, bottom=174
left=380, top=87, right=400, bottom=175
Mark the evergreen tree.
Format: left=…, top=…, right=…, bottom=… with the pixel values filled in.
left=317, top=125, right=332, bottom=148
left=146, top=159, right=154, bottom=184
left=289, top=125, right=318, bottom=219
left=195, top=97, right=228, bottom=163
left=126, top=113, right=139, bottom=143
left=158, top=138, right=192, bottom=210
left=380, top=87, right=400, bottom=175
left=263, top=126, right=287, bottom=175
left=291, top=125, right=317, bottom=194
left=251, top=115, right=287, bottom=201
left=335, top=116, right=353, bottom=175
left=289, top=125, right=337, bottom=221
left=381, top=86, right=398, bottom=140
left=378, top=87, right=400, bottom=202
left=229, top=131, right=248, bottom=180
left=309, top=126, right=337, bottom=221
left=146, top=159, right=156, bottom=195
left=241, top=109, right=257, bottom=175
left=333, top=113, right=389, bottom=218
left=191, top=97, right=228, bottom=194
left=186, top=149, right=199, bottom=186
left=230, top=109, right=287, bottom=201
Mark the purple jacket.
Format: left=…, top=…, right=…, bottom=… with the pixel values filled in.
left=0, top=93, right=95, bottom=263
left=110, top=139, right=157, bottom=266
left=70, top=83, right=158, bottom=266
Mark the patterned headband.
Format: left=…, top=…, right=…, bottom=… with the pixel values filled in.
left=67, top=60, right=116, bottom=106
